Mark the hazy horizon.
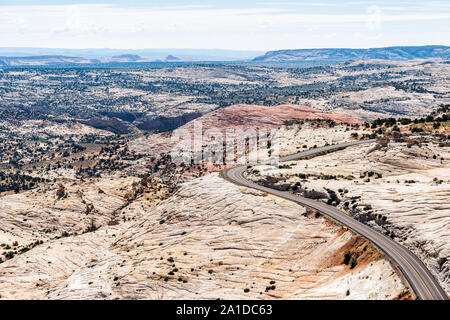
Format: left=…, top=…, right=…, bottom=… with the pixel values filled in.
left=1, top=45, right=447, bottom=62
left=0, top=44, right=448, bottom=51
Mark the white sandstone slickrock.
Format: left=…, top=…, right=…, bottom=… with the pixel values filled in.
left=249, top=140, right=450, bottom=295
left=0, top=173, right=406, bottom=299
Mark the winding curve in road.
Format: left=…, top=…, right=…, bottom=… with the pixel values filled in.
left=224, top=139, right=448, bottom=300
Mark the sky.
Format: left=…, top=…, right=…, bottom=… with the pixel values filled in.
left=0, top=0, right=449, bottom=51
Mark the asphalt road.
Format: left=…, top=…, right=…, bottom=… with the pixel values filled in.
left=224, top=139, right=448, bottom=300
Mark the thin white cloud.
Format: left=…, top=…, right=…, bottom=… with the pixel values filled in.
left=0, top=3, right=448, bottom=50
left=259, top=2, right=340, bottom=6
left=67, top=5, right=81, bottom=30
left=367, top=5, right=382, bottom=30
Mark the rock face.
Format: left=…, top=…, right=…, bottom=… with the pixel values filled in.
left=0, top=171, right=168, bottom=299
left=135, top=112, right=202, bottom=132
left=0, top=176, right=131, bottom=246
left=248, top=134, right=450, bottom=295
left=0, top=173, right=406, bottom=299
left=276, top=121, right=370, bottom=156
left=178, top=104, right=361, bottom=134
left=129, top=104, right=361, bottom=164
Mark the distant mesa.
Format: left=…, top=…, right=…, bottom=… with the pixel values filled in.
left=164, top=55, right=182, bottom=62
left=111, top=54, right=142, bottom=61
left=252, top=45, right=450, bottom=63
left=0, top=55, right=95, bottom=66
left=0, top=53, right=189, bottom=66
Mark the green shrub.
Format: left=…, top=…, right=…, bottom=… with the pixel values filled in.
left=4, top=251, right=15, bottom=260
left=344, top=250, right=351, bottom=265
left=350, top=256, right=357, bottom=269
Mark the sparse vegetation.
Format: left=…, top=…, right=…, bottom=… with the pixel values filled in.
left=344, top=250, right=352, bottom=265
left=350, top=256, right=358, bottom=269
